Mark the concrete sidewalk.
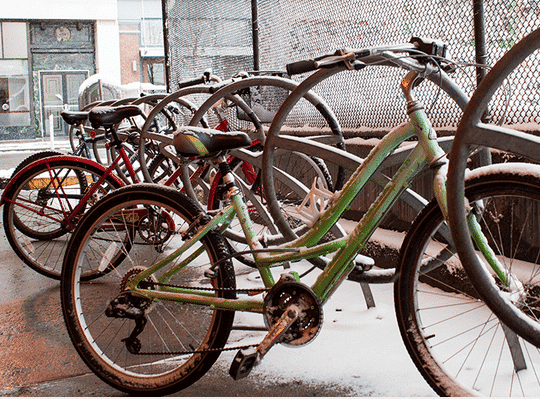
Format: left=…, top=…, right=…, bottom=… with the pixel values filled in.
left=0, top=138, right=71, bottom=153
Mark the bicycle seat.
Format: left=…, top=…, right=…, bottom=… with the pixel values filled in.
left=173, top=126, right=252, bottom=157
left=61, top=110, right=89, bottom=126
left=88, top=105, right=142, bottom=129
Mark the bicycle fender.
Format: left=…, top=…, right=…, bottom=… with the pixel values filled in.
left=1, top=155, right=125, bottom=205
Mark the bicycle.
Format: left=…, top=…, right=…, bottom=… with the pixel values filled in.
left=0, top=105, right=143, bottom=280
left=448, top=27, right=540, bottom=350
left=59, top=39, right=540, bottom=396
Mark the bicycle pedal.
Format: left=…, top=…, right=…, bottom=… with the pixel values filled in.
left=229, top=346, right=259, bottom=380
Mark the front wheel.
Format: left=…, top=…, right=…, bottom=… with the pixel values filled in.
left=61, top=184, right=236, bottom=395
left=396, top=165, right=540, bottom=396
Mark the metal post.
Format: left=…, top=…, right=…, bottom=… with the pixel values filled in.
left=251, top=0, right=260, bottom=71
left=161, top=0, right=171, bottom=92
left=473, top=0, right=487, bottom=85
left=49, top=114, right=55, bottom=150
left=473, top=0, right=492, bottom=166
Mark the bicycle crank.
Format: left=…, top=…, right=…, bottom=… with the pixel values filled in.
left=229, top=274, right=323, bottom=380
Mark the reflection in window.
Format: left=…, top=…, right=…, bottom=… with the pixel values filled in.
left=0, top=22, right=30, bottom=126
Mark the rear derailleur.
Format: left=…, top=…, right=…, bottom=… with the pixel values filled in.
left=104, top=267, right=157, bottom=354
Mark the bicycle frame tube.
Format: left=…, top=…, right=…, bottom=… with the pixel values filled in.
left=115, top=145, right=140, bottom=183
left=126, top=204, right=266, bottom=312
left=125, top=71, right=451, bottom=310
left=128, top=107, right=447, bottom=310
left=309, top=111, right=446, bottom=301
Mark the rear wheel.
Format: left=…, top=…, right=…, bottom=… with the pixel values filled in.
left=2, top=157, right=123, bottom=280
left=61, top=184, right=236, bottom=395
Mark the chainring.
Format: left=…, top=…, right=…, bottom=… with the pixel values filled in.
left=263, top=276, right=323, bottom=347
left=137, top=212, right=172, bottom=245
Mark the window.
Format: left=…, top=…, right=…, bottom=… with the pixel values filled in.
left=0, top=22, right=30, bottom=126
left=2, top=22, right=28, bottom=59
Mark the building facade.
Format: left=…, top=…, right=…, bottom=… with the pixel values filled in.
left=0, top=0, right=163, bottom=142
left=118, top=0, right=164, bottom=86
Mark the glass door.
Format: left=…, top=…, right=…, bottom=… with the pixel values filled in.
left=41, top=71, right=88, bottom=136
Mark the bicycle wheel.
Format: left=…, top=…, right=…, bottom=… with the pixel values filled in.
left=448, top=29, right=540, bottom=348
left=397, top=164, right=540, bottom=396
left=61, top=184, right=236, bottom=395
left=2, top=156, right=123, bottom=280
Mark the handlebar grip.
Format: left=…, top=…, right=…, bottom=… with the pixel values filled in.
left=286, top=59, right=318, bottom=76
left=177, top=76, right=206, bottom=89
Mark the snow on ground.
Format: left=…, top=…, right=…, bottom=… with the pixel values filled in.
left=214, top=263, right=437, bottom=397
left=0, top=167, right=14, bottom=180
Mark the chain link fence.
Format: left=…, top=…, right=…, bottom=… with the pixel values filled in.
left=163, top=0, right=540, bottom=132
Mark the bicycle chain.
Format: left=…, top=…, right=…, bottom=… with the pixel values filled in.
left=151, top=280, right=269, bottom=294
left=129, top=281, right=268, bottom=356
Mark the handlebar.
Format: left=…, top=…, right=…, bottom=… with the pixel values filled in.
left=286, top=37, right=450, bottom=76
left=177, top=69, right=222, bottom=89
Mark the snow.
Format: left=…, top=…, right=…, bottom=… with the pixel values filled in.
left=216, top=262, right=437, bottom=397
left=0, top=168, right=14, bottom=180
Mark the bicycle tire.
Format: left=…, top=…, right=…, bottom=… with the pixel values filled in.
left=60, top=184, right=236, bottom=395
left=447, top=28, right=540, bottom=348
left=2, top=156, right=124, bottom=280
left=397, top=164, right=540, bottom=396
left=147, top=152, right=182, bottom=186
left=11, top=150, right=64, bottom=176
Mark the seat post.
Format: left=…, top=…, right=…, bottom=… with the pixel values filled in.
left=215, top=155, right=239, bottom=199
left=106, top=125, right=124, bottom=149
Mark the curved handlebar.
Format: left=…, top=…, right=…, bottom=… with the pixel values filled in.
left=286, top=39, right=449, bottom=76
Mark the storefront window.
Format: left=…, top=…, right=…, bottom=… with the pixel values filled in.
left=0, top=22, right=31, bottom=126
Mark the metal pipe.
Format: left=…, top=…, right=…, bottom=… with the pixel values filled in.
left=161, top=0, right=171, bottom=92
left=473, top=0, right=487, bottom=85
left=251, top=0, right=260, bottom=71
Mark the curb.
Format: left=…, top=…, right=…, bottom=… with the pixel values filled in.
left=0, top=139, right=71, bottom=153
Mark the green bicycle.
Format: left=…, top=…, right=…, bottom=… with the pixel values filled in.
left=60, top=40, right=540, bottom=396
